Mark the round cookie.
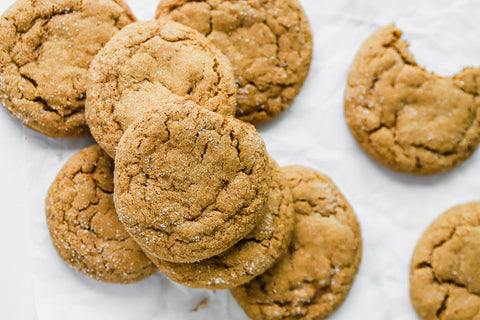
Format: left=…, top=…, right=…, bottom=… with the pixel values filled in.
left=0, top=0, right=136, bottom=138
left=410, top=202, right=480, bottom=320
left=45, top=145, right=157, bottom=283
left=114, top=100, right=271, bottom=263
left=231, top=166, right=362, bottom=320
left=155, top=0, right=313, bottom=124
left=148, top=157, right=295, bottom=289
left=345, top=24, right=480, bottom=175
left=86, top=19, right=236, bottom=158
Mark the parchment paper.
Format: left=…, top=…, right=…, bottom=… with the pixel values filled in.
left=2, top=0, right=480, bottom=319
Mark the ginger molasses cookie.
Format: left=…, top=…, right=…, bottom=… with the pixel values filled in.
left=86, top=19, right=236, bottom=158
left=149, top=157, right=295, bottom=289
left=0, top=0, right=135, bottom=138
left=114, top=100, right=270, bottom=263
left=231, top=166, right=362, bottom=320
left=345, top=24, right=480, bottom=175
left=155, top=0, right=313, bottom=124
left=46, top=145, right=157, bottom=283
left=410, top=202, right=480, bottom=320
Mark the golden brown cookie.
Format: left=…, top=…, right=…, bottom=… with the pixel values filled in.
left=155, top=0, right=313, bottom=124
left=410, top=202, right=480, bottom=320
left=86, top=19, right=236, bottom=158
left=114, top=100, right=271, bottom=263
left=45, top=145, right=157, bottom=283
left=0, top=0, right=135, bottom=138
left=231, top=166, right=362, bottom=320
left=148, top=157, right=295, bottom=289
left=345, top=24, right=480, bottom=175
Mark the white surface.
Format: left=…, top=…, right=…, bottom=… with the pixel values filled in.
left=1, top=0, right=480, bottom=319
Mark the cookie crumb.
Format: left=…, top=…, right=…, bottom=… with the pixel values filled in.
left=190, top=297, right=209, bottom=312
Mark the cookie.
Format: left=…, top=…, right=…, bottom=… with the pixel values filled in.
left=45, top=145, right=157, bottom=283
left=155, top=0, right=313, bottom=124
left=114, top=100, right=271, bottom=263
left=410, top=202, right=480, bottom=320
left=231, top=166, right=362, bottom=320
left=345, top=24, right=480, bottom=175
left=86, top=19, right=236, bottom=158
left=148, top=157, right=295, bottom=289
left=0, top=0, right=135, bottom=138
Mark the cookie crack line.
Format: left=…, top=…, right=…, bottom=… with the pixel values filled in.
left=126, top=35, right=196, bottom=56
left=7, top=3, right=77, bottom=36
left=57, top=156, right=125, bottom=242
left=293, top=197, right=347, bottom=218
left=365, top=109, right=473, bottom=163
left=366, top=119, right=470, bottom=158
left=432, top=226, right=457, bottom=251
left=140, top=133, right=258, bottom=237
left=178, top=119, right=259, bottom=226
left=252, top=277, right=335, bottom=310
left=455, top=80, right=480, bottom=98
left=436, top=294, right=449, bottom=318
left=128, top=119, right=255, bottom=219
left=204, top=1, right=213, bottom=37
left=388, top=39, right=416, bottom=67
left=216, top=0, right=301, bottom=72
left=414, top=226, right=480, bottom=298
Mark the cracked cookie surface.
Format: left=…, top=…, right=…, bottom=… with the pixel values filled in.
left=114, top=100, right=270, bottom=263
left=231, top=166, right=362, bottom=320
left=155, top=0, right=313, bottom=124
left=0, top=0, right=135, bottom=138
left=345, top=24, right=480, bottom=175
left=45, top=145, right=157, bottom=283
left=410, top=202, right=480, bottom=320
left=86, top=19, right=236, bottom=158
left=149, top=157, right=295, bottom=289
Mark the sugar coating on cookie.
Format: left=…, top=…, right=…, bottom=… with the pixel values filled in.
left=114, top=100, right=271, bottom=263
left=231, top=165, right=362, bottom=320
left=345, top=24, right=480, bottom=175
left=0, top=0, right=135, bottom=138
left=149, top=157, right=295, bottom=289
left=45, top=145, right=157, bottom=283
left=86, top=19, right=236, bottom=158
left=155, top=0, right=313, bottom=124
left=410, top=202, right=480, bottom=320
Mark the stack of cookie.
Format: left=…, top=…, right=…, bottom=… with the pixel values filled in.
left=0, top=0, right=363, bottom=319
left=0, top=0, right=313, bottom=139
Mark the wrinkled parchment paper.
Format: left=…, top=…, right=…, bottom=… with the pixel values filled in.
left=2, top=0, right=480, bottom=319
